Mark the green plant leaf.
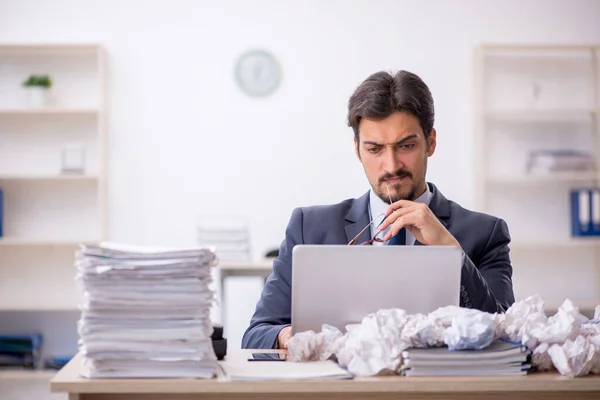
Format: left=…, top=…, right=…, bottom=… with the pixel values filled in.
left=22, top=74, right=52, bottom=88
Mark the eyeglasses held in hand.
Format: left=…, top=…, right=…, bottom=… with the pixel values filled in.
left=347, top=213, right=386, bottom=245
left=348, top=185, right=394, bottom=246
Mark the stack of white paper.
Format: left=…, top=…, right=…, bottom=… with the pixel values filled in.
left=400, top=340, right=532, bottom=376
left=75, top=242, right=219, bottom=379
left=197, top=216, right=252, bottom=261
left=221, top=358, right=353, bottom=381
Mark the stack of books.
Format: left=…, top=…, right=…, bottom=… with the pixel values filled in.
left=0, top=334, right=42, bottom=369
left=400, top=339, right=531, bottom=376
left=76, top=242, right=219, bottom=378
left=526, top=149, right=594, bottom=175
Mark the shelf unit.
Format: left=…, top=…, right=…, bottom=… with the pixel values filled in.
left=510, top=238, right=600, bottom=249
left=0, top=44, right=106, bottom=381
left=484, top=109, right=595, bottom=121
left=0, top=108, right=98, bottom=115
left=475, top=44, right=600, bottom=313
left=0, top=175, right=99, bottom=181
left=0, top=238, right=90, bottom=246
left=486, top=172, right=599, bottom=186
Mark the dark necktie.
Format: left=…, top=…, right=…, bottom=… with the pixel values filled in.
left=388, top=227, right=406, bottom=245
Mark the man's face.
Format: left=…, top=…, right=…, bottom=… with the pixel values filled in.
left=355, top=111, right=436, bottom=204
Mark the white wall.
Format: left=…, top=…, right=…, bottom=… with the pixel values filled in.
left=2, top=0, right=600, bottom=348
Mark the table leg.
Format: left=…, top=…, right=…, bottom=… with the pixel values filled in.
left=219, top=271, right=227, bottom=327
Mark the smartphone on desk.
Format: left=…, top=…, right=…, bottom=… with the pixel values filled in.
left=248, top=352, right=287, bottom=361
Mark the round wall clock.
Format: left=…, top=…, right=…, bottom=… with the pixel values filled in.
left=234, top=49, right=281, bottom=97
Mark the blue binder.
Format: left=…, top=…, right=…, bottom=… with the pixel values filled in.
left=0, top=188, right=3, bottom=238
left=570, top=188, right=600, bottom=237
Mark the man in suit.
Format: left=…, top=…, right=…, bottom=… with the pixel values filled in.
left=242, top=70, right=515, bottom=350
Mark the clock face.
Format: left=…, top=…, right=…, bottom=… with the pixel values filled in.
left=234, top=50, right=281, bottom=97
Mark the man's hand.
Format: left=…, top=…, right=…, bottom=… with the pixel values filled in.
left=378, top=200, right=460, bottom=247
left=277, top=326, right=292, bottom=349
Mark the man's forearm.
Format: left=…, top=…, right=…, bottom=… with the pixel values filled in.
left=241, top=323, right=289, bottom=349
left=460, top=255, right=512, bottom=313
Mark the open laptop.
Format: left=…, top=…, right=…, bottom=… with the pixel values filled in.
left=291, top=245, right=462, bottom=335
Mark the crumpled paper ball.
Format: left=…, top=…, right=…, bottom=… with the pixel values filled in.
left=400, top=313, right=445, bottom=348
left=526, top=300, right=587, bottom=347
left=506, top=297, right=599, bottom=376
left=531, top=342, right=554, bottom=372
left=444, top=311, right=497, bottom=351
left=581, top=311, right=600, bottom=374
left=286, top=324, right=342, bottom=362
left=547, top=336, right=597, bottom=377
left=428, top=305, right=469, bottom=327
left=503, top=294, right=548, bottom=348
left=588, top=334, right=600, bottom=374
left=334, top=309, right=410, bottom=376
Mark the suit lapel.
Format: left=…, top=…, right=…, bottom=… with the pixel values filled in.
left=414, top=183, right=451, bottom=246
left=344, top=191, right=371, bottom=245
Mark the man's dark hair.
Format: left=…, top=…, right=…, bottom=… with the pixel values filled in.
left=347, top=70, right=435, bottom=142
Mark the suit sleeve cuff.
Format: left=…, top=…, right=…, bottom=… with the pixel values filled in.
left=272, top=324, right=291, bottom=349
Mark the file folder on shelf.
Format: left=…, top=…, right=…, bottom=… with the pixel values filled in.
left=571, top=188, right=600, bottom=237
left=0, top=333, right=43, bottom=369
left=0, top=188, right=3, bottom=237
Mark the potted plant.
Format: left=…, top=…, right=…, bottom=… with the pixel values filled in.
left=22, top=74, right=52, bottom=107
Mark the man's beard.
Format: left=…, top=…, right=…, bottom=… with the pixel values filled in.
left=375, top=169, right=423, bottom=204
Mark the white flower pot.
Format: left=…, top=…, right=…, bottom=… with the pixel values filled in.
left=25, top=87, right=48, bottom=108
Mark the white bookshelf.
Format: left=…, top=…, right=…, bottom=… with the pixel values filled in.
left=486, top=172, right=599, bottom=185
left=475, top=44, right=600, bottom=313
left=0, top=44, right=106, bottom=396
left=510, top=238, right=600, bottom=249
left=0, top=175, right=99, bottom=180
left=0, top=239, right=89, bottom=246
left=0, top=108, right=98, bottom=115
left=484, top=109, right=595, bottom=121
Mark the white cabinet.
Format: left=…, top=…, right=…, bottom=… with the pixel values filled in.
left=475, top=45, right=600, bottom=312
left=0, top=44, right=107, bottom=399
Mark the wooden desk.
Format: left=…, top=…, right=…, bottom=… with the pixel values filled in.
left=51, top=350, right=600, bottom=400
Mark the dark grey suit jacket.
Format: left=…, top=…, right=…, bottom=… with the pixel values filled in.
left=241, top=182, right=515, bottom=349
